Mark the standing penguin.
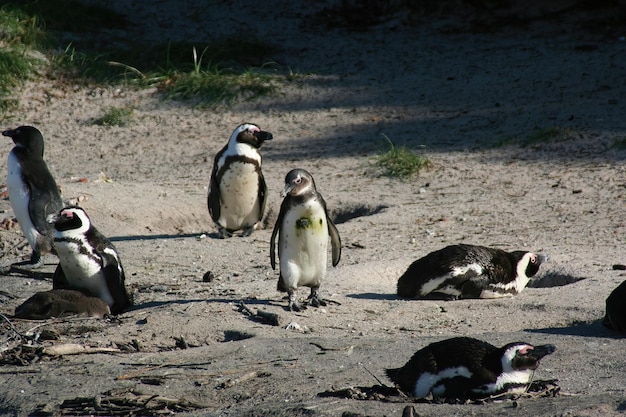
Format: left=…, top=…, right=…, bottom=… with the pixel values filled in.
left=4, top=126, right=63, bottom=267
left=396, top=244, right=547, bottom=300
left=386, top=336, right=556, bottom=401
left=208, top=123, right=273, bottom=238
left=270, top=169, right=341, bottom=311
left=48, top=206, right=132, bottom=314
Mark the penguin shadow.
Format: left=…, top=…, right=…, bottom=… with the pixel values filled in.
left=109, top=232, right=207, bottom=242
left=346, top=292, right=398, bottom=301
left=526, top=320, right=624, bottom=339
left=0, top=263, right=55, bottom=281
left=128, top=297, right=274, bottom=312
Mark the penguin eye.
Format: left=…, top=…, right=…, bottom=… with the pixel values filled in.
left=294, top=177, right=302, bottom=184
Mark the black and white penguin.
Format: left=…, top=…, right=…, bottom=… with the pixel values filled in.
left=48, top=206, right=132, bottom=314
left=208, top=123, right=273, bottom=238
left=270, top=169, right=341, bottom=311
left=386, top=336, right=556, bottom=401
left=396, top=244, right=547, bottom=300
left=14, top=289, right=111, bottom=320
left=602, top=280, right=626, bottom=333
left=4, top=126, right=63, bottom=267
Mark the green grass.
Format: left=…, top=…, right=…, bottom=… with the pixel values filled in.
left=372, top=134, right=431, bottom=179
left=611, top=136, right=626, bottom=150
left=92, top=106, right=134, bottom=127
left=0, top=6, right=47, bottom=114
left=0, top=2, right=282, bottom=115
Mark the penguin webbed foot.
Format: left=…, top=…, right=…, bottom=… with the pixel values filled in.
left=241, top=226, right=255, bottom=237
left=217, top=227, right=233, bottom=239
left=288, top=292, right=305, bottom=312
left=307, top=288, right=327, bottom=308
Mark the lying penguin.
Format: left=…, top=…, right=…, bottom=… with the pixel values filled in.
left=14, top=289, right=111, bottom=320
left=396, top=244, right=547, bottom=300
left=386, top=336, right=556, bottom=401
left=48, top=206, right=133, bottom=314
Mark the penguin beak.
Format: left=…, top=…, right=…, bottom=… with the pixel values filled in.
left=535, top=254, right=549, bottom=265
left=253, top=130, right=273, bottom=143
left=2, top=129, right=16, bottom=138
left=281, top=182, right=296, bottom=198
left=527, top=344, right=556, bottom=361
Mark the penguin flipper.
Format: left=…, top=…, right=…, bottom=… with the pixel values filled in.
left=103, top=264, right=132, bottom=314
left=327, top=217, right=341, bottom=267
left=258, top=171, right=267, bottom=222
left=270, top=197, right=289, bottom=270
left=100, top=250, right=132, bottom=314
left=21, top=161, right=63, bottom=234
left=207, top=149, right=225, bottom=224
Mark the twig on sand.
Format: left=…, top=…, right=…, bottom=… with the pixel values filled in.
left=42, top=343, right=121, bottom=356
left=237, top=300, right=282, bottom=326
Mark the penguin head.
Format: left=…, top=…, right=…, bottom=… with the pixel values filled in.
left=2, top=126, right=45, bottom=156
left=47, top=206, right=92, bottom=235
left=500, top=342, right=556, bottom=373
left=281, top=168, right=316, bottom=197
left=512, top=251, right=547, bottom=279
left=230, top=123, right=273, bottom=149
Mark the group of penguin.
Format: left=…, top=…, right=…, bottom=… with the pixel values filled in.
left=2, top=123, right=624, bottom=403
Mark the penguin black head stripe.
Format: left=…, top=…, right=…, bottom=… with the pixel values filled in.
left=207, top=123, right=273, bottom=238
left=4, top=125, right=63, bottom=267
left=386, top=336, right=556, bottom=400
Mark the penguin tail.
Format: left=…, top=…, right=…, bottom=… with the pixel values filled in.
left=385, top=367, right=401, bottom=383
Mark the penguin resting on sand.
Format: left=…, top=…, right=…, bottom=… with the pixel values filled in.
left=386, top=336, right=556, bottom=401
left=208, top=123, right=273, bottom=238
left=3, top=126, right=63, bottom=268
left=396, top=244, right=547, bottom=300
left=48, top=206, right=132, bottom=314
left=270, top=169, right=341, bottom=311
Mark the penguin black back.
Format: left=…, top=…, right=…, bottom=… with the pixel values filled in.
left=603, top=280, right=626, bottom=332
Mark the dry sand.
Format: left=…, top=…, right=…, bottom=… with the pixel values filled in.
left=1, top=1, right=626, bottom=416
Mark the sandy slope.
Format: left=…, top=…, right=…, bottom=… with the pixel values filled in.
left=1, top=1, right=626, bottom=416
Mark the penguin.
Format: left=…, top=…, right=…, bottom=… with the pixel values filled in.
left=14, top=289, right=111, bottom=320
left=385, top=336, right=556, bottom=401
left=270, top=169, right=341, bottom=311
left=48, top=206, right=132, bottom=314
left=208, top=123, right=273, bottom=238
left=3, top=126, right=63, bottom=267
left=602, top=280, right=626, bottom=333
left=396, top=244, right=547, bottom=300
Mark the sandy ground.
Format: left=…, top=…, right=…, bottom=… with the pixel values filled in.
left=1, top=1, right=626, bottom=416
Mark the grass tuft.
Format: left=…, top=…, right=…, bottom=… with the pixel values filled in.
left=611, top=136, right=626, bottom=150
left=92, top=106, right=134, bottom=127
left=372, top=134, right=431, bottom=179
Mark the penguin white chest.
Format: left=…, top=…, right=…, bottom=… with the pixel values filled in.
left=54, top=239, right=114, bottom=306
left=279, top=200, right=329, bottom=287
left=218, top=161, right=261, bottom=230
left=7, top=151, right=40, bottom=248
